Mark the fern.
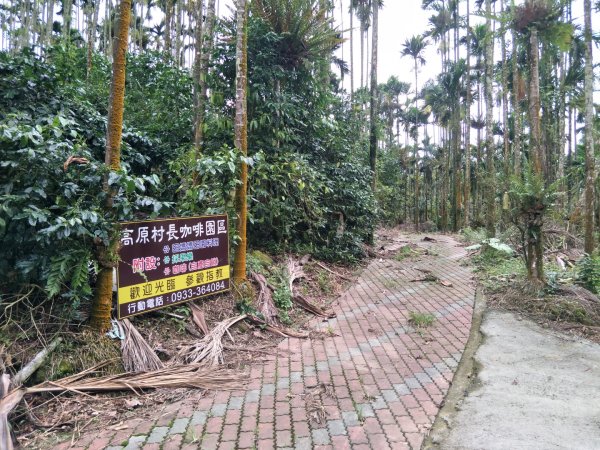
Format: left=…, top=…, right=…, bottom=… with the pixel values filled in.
left=45, top=250, right=92, bottom=299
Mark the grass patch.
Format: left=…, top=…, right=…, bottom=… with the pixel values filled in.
left=394, top=245, right=415, bottom=261
left=408, top=311, right=436, bottom=328
left=461, top=227, right=487, bottom=245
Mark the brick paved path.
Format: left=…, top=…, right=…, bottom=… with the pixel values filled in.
left=60, top=234, right=475, bottom=450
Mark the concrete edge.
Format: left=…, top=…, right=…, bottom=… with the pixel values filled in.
left=422, top=286, right=487, bottom=449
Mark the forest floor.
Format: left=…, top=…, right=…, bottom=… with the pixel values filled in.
left=31, top=231, right=475, bottom=449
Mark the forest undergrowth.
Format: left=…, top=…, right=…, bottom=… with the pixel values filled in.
left=463, top=224, right=600, bottom=342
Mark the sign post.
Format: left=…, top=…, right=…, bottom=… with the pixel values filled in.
left=116, top=215, right=230, bottom=319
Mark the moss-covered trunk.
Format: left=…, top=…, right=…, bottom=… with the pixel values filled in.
left=90, top=0, right=131, bottom=332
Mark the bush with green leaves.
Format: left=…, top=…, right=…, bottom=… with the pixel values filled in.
left=0, top=50, right=170, bottom=311
left=579, top=253, right=600, bottom=294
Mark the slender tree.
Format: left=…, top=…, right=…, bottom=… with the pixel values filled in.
left=349, top=0, right=354, bottom=99
left=402, top=34, right=428, bottom=231
left=196, top=0, right=217, bottom=151
left=484, top=0, right=495, bottom=236
left=368, top=0, right=378, bottom=191
left=464, top=0, right=472, bottom=227
left=583, top=0, right=595, bottom=254
left=232, top=0, right=248, bottom=283
left=90, top=0, right=132, bottom=331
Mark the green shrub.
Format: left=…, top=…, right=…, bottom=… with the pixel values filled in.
left=579, top=253, right=600, bottom=294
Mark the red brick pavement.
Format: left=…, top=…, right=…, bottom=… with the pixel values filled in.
left=52, top=234, right=475, bottom=450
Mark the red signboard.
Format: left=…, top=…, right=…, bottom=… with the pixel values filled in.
left=116, top=215, right=230, bottom=319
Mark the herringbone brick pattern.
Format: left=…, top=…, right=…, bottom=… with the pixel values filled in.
left=56, top=234, right=475, bottom=450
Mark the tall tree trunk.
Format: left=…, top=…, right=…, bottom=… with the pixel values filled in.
left=484, top=0, right=495, bottom=236
left=90, top=0, right=132, bottom=332
left=175, top=0, right=182, bottom=65
left=368, top=0, right=378, bottom=191
left=528, top=27, right=544, bottom=282
left=452, top=0, right=461, bottom=231
left=584, top=0, right=595, bottom=254
left=414, top=58, right=420, bottom=232
left=349, top=3, right=354, bottom=100
left=557, top=49, right=566, bottom=208
left=232, top=0, right=248, bottom=283
left=512, top=22, right=521, bottom=175
left=165, top=0, right=173, bottom=56
left=192, top=0, right=206, bottom=159
left=360, top=26, right=364, bottom=88
left=529, top=28, right=543, bottom=176
left=63, top=0, right=73, bottom=38
left=501, top=0, right=510, bottom=184
left=340, top=0, right=344, bottom=86
left=464, top=0, right=472, bottom=228
left=45, top=0, right=55, bottom=46
left=86, top=0, right=96, bottom=79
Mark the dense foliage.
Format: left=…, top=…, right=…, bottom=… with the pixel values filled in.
left=0, top=14, right=375, bottom=314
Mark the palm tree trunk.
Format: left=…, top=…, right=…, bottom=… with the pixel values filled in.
left=86, top=1, right=96, bottom=79
left=368, top=0, right=378, bottom=192
left=349, top=3, right=354, bottom=100
left=414, top=58, right=419, bottom=232
left=464, top=0, right=472, bottom=228
left=192, top=0, right=206, bottom=159
left=584, top=0, right=595, bottom=254
left=360, top=26, right=364, bottom=88
left=233, top=0, right=249, bottom=283
left=512, top=23, right=521, bottom=175
left=175, top=0, right=182, bottom=65
left=484, top=0, right=495, bottom=236
left=165, top=0, right=173, bottom=56
left=501, top=0, right=510, bottom=184
left=45, top=0, right=54, bottom=46
left=529, top=28, right=542, bottom=176
left=63, top=0, right=73, bottom=38
left=90, top=0, right=132, bottom=332
left=529, top=27, right=544, bottom=281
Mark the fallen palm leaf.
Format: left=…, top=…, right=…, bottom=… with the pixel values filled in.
left=410, top=274, right=438, bottom=282
left=315, top=261, right=353, bottom=281
left=246, top=316, right=309, bottom=339
left=304, top=383, right=334, bottom=425
left=1, top=375, right=22, bottom=450
left=287, top=258, right=336, bottom=319
left=177, top=315, right=247, bottom=365
left=250, top=272, right=278, bottom=326
left=121, top=319, right=164, bottom=373
left=25, top=364, right=245, bottom=394
left=292, top=294, right=336, bottom=319
left=287, top=257, right=306, bottom=293
left=189, top=303, right=210, bottom=335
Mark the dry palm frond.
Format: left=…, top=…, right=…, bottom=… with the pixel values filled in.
left=1, top=375, right=23, bottom=450
left=189, top=303, right=210, bottom=335
left=250, top=272, right=278, bottom=326
left=304, top=383, right=334, bottom=425
left=410, top=274, right=439, bottom=283
left=315, top=261, right=353, bottom=281
left=292, top=294, right=336, bottom=319
left=287, top=257, right=306, bottom=293
left=177, top=315, right=247, bottom=365
left=24, top=364, right=245, bottom=394
left=121, top=319, right=164, bottom=373
left=246, top=315, right=309, bottom=339
left=287, top=257, right=335, bottom=318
